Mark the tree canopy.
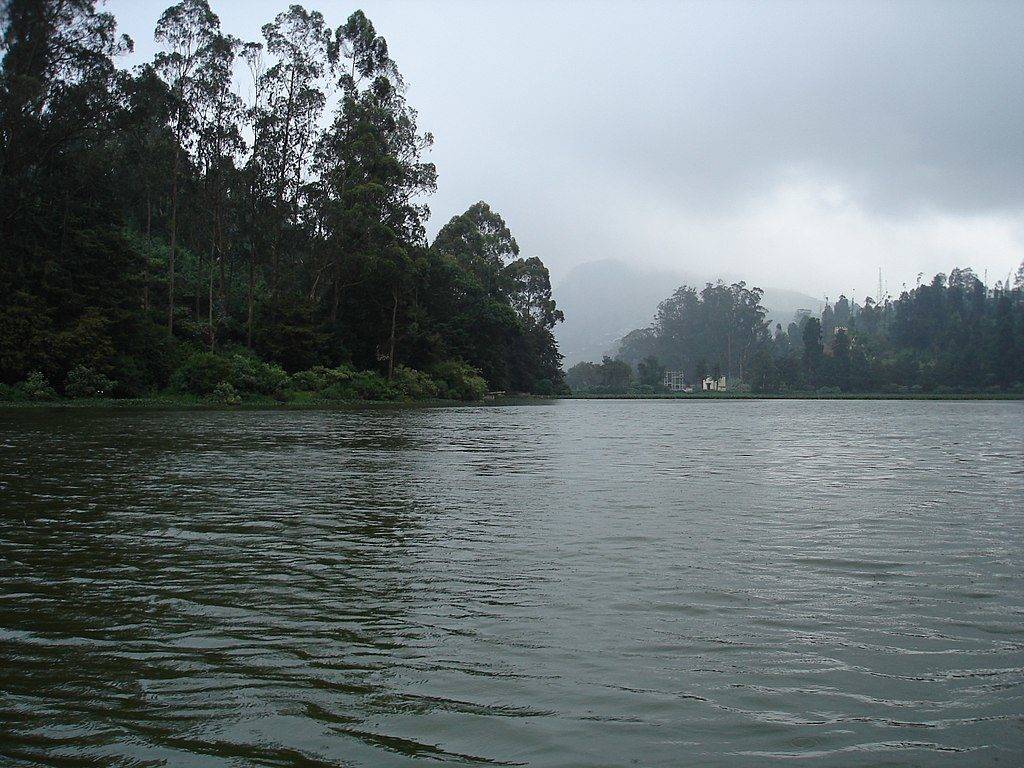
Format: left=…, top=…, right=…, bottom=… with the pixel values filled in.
left=584, top=268, right=1024, bottom=396
left=0, top=0, right=566, bottom=400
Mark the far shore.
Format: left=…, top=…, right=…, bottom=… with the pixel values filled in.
left=570, top=391, right=1024, bottom=401
left=1, top=391, right=1022, bottom=412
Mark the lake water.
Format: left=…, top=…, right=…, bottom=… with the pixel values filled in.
left=1, top=400, right=1022, bottom=767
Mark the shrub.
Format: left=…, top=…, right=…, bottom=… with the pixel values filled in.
left=52, top=310, right=116, bottom=376
left=393, top=365, right=440, bottom=400
left=21, top=371, right=58, bottom=400
left=532, top=378, right=556, bottom=397
left=432, top=360, right=488, bottom=401
left=211, top=380, right=241, bottom=405
left=351, top=371, right=399, bottom=401
left=0, top=383, right=25, bottom=402
left=289, top=365, right=354, bottom=393
left=321, top=370, right=398, bottom=401
left=170, top=352, right=233, bottom=395
left=64, top=365, right=115, bottom=398
left=228, top=353, right=287, bottom=395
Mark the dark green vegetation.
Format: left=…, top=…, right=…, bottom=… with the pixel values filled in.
left=0, top=0, right=566, bottom=404
left=569, top=271, right=1024, bottom=396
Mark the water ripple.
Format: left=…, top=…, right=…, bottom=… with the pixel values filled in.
left=1, top=400, right=1022, bottom=766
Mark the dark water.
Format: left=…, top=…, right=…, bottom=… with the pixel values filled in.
left=1, top=400, right=1022, bottom=767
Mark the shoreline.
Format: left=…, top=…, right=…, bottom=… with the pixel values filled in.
left=1, top=391, right=1022, bottom=411
left=569, top=392, right=1023, bottom=401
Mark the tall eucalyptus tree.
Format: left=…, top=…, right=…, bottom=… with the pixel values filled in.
left=153, top=0, right=218, bottom=333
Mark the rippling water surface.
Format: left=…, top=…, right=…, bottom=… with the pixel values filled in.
left=1, top=400, right=1022, bottom=767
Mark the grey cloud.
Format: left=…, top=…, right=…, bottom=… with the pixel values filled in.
left=107, top=0, right=1024, bottom=293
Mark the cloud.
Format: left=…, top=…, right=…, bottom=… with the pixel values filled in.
left=106, top=0, right=1024, bottom=296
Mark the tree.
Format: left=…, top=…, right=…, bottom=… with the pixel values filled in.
left=617, top=281, right=768, bottom=382
left=427, top=202, right=564, bottom=393
left=636, top=356, right=665, bottom=389
left=802, top=317, right=823, bottom=385
left=831, top=327, right=851, bottom=391
left=256, top=5, right=331, bottom=299
left=154, top=0, right=218, bottom=334
left=313, top=12, right=435, bottom=378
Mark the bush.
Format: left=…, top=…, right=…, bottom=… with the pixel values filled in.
left=351, top=371, right=399, bottom=401
left=322, top=370, right=398, bottom=401
left=532, top=378, right=556, bottom=397
left=0, top=383, right=26, bottom=402
left=289, top=365, right=354, bottom=393
left=228, top=353, right=288, bottom=395
left=432, top=360, right=488, bottom=401
left=64, top=365, right=115, bottom=398
left=211, top=380, right=241, bottom=405
left=21, top=371, right=58, bottom=400
left=393, top=365, right=440, bottom=400
left=170, top=352, right=233, bottom=395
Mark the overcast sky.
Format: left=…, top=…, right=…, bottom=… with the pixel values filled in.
left=106, top=0, right=1023, bottom=300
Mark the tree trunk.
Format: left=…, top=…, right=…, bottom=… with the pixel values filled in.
left=167, top=148, right=179, bottom=335
left=331, top=259, right=341, bottom=324
left=246, top=246, right=256, bottom=348
left=387, top=284, right=399, bottom=381
left=208, top=255, right=216, bottom=350
left=195, top=248, right=204, bottom=321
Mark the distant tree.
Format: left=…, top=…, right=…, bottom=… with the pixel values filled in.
left=831, top=327, right=851, bottom=391
left=802, top=317, right=823, bottom=385
left=636, top=355, right=665, bottom=389
left=748, top=348, right=779, bottom=393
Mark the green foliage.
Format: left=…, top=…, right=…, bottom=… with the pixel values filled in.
left=423, top=204, right=566, bottom=394
left=618, top=282, right=768, bottom=383
left=227, top=354, right=287, bottom=395
left=21, top=372, right=58, bottom=401
left=608, top=269, right=1024, bottom=395
left=350, top=372, right=400, bottom=401
left=431, top=361, right=488, bottom=401
left=211, top=381, right=241, bottom=406
left=286, top=364, right=402, bottom=401
left=566, top=357, right=634, bottom=395
left=393, top=365, right=440, bottom=400
left=64, top=366, right=116, bottom=398
left=0, top=4, right=567, bottom=400
left=636, top=356, right=666, bottom=390
left=533, top=378, right=556, bottom=397
left=0, top=384, right=26, bottom=402
left=289, top=365, right=355, bottom=393
left=170, top=352, right=234, bottom=395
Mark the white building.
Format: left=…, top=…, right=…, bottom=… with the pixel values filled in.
left=663, top=370, right=689, bottom=392
left=702, top=376, right=727, bottom=391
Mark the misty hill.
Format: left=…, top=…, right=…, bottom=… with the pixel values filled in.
left=553, top=260, right=824, bottom=367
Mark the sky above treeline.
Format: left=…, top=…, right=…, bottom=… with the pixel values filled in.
left=106, top=0, right=1024, bottom=301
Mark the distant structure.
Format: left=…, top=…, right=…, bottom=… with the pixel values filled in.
left=702, top=376, right=727, bottom=392
left=663, top=370, right=690, bottom=392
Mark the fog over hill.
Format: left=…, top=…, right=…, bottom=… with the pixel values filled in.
left=553, top=260, right=825, bottom=367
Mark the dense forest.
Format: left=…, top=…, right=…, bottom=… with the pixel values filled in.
left=569, top=268, right=1024, bottom=395
left=0, top=0, right=566, bottom=402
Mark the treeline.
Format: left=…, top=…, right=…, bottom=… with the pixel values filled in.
left=569, top=268, right=1024, bottom=395
left=0, top=0, right=566, bottom=401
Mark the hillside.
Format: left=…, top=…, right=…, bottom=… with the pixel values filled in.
left=553, top=260, right=824, bottom=366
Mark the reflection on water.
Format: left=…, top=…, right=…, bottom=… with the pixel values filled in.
left=1, top=400, right=1022, bottom=767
